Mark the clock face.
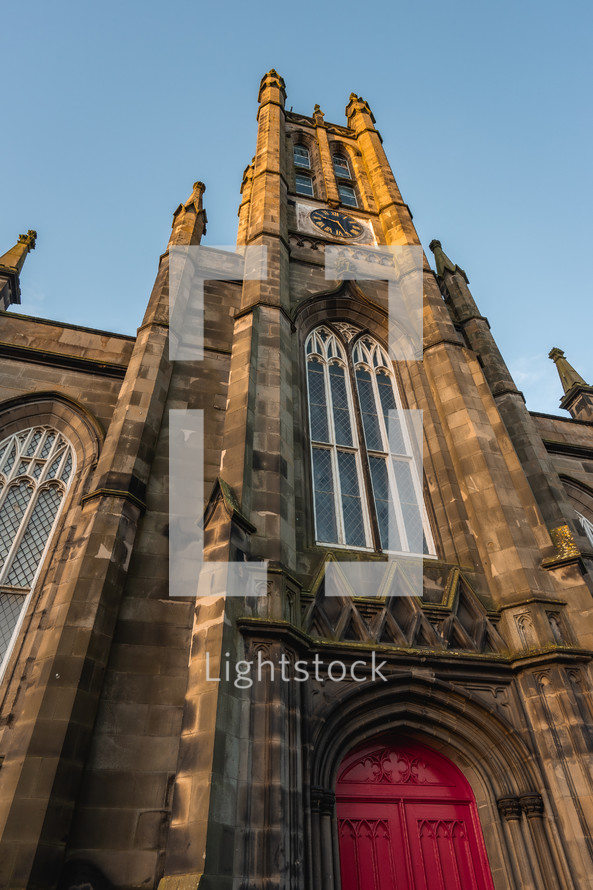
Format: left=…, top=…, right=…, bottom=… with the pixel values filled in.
left=309, top=209, right=364, bottom=240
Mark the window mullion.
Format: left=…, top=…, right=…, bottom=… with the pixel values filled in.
left=386, top=457, right=408, bottom=552
left=350, top=355, right=381, bottom=551
left=343, top=357, right=373, bottom=549
left=374, top=365, right=429, bottom=554
left=0, top=482, right=34, bottom=586
left=325, top=360, right=345, bottom=545
left=367, top=368, right=404, bottom=552
left=23, top=483, right=66, bottom=593
left=2, top=481, right=39, bottom=588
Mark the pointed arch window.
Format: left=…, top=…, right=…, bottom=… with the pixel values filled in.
left=0, top=426, right=74, bottom=672
left=305, top=325, right=434, bottom=555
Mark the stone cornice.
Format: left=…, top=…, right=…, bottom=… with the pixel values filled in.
left=233, top=301, right=294, bottom=328
left=508, top=647, right=593, bottom=670
left=423, top=336, right=465, bottom=354
left=0, top=341, right=128, bottom=378
left=81, top=487, right=147, bottom=512
left=0, top=310, right=134, bottom=341
left=542, top=439, right=593, bottom=459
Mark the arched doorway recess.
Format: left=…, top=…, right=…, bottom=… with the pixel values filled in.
left=336, top=735, right=495, bottom=890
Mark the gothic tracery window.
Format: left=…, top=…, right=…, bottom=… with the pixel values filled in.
left=0, top=426, right=74, bottom=671
left=305, top=325, right=434, bottom=555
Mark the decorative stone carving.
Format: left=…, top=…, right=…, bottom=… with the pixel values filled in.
left=549, top=524, right=581, bottom=559
left=497, top=797, right=522, bottom=821
left=519, top=793, right=544, bottom=818
left=311, top=787, right=335, bottom=814
left=567, top=668, right=583, bottom=688
left=547, top=611, right=565, bottom=645
left=17, top=230, right=37, bottom=250
left=339, top=747, right=444, bottom=786
left=516, top=612, right=537, bottom=648
left=333, top=322, right=360, bottom=342
left=535, top=670, right=552, bottom=689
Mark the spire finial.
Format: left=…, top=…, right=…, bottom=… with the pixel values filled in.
left=258, top=69, right=286, bottom=106
left=313, top=104, right=325, bottom=126
left=168, top=181, right=207, bottom=247
left=0, top=230, right=38, bottom=309
left=429, top=239, right=468, bottom=283
left=345, top=93, right=375, bottom=126
left=549, top=347, right=589, bottom=394
left=0, top=230, right=37, bottom=274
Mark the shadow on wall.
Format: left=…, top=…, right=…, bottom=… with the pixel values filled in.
left=59, top=860, right=115, bottom=890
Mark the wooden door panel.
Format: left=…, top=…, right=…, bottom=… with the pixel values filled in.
left=406, top=803, right=488, bottom=890
left=338, top=815, right=410, bottom=890
left=336, top=738, right=495, bottom=890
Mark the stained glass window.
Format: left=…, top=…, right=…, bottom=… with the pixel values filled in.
left=305, top=325, right=434, bottom=555
left=0, top=426, right=75, bottom=671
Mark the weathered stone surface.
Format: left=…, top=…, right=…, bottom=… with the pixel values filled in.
left=0, top=72, right=592, bottom=890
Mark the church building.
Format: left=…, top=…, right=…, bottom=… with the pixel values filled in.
left=1, top=69, right=593, bottom=890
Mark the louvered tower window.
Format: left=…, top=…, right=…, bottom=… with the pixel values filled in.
left=0, top=426, right=74, bottom=672
left=305, top=325, right=434, bottom=555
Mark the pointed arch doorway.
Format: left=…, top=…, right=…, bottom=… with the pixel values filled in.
left=336, top=736, right=495, bottom=890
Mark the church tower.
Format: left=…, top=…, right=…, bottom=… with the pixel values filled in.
left=1, top=70, right=593, bottom=890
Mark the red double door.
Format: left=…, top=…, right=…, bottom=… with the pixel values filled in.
left=336, top=737, right=495, bottom=890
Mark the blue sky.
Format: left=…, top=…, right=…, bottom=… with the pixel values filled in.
left=3, top=0, right=591, bottom=414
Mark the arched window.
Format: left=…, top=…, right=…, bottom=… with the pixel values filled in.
left=332, top=154, right=351, bottom=179
left=305, top=325, right=434, bottom=555
left=0, top=426, right=74, bottom=671
left=293, top=144, right=310, bottom=169
left=306, top=327, right=370, bottom=548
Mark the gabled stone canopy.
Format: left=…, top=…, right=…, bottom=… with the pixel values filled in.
left=302, top=560, right=506, bottom=654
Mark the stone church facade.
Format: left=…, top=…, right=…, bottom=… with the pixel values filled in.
left=1, top=69, right=593, bottom=889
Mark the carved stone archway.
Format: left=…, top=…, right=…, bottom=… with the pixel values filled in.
left=308, top=674, right=575, bottom=890
left=335, top=735, right=495, bottom=889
